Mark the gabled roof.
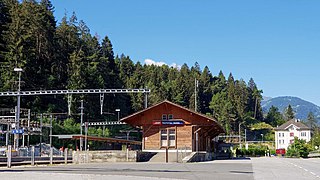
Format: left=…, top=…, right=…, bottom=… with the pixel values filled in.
left=120, top=100, right=225, bottom=133
left=274, top=119, right=311, bottom=131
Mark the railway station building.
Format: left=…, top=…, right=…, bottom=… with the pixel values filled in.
left=121, top=100, right=224, bottom=152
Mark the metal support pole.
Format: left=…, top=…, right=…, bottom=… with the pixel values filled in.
left=15, top=70, right=21, bottom=150
left=40, top=114, right=42, bottom=157
left=50, top=115, right=52, bottom=148
left=28, top=109, right=30, bottom=147
left=67, top=94, right=72, bottom=116
left=165, top=147, right=168, bottom=163
left=196, top=132, right=199, bottom=153
left=31, top=146, right=35, bottom=166
left=14, top=106, right=18, bottom=150
left=239, top=122, right=243, bottom=149
left=50, top=147, right=53, bottom=165
left=100, top=94, right=104, bottom=115
left=245, top=129, right=247, bottom=143
left=144, top=92, right=148, bottom=109
left=84, top=122, right=88, bottom=151
left=7, top=145, right=12, bottom=168
left=6, top=123, right=9, bottom=146
left=80, top=100, right=83, bottom=151
left=22, top=132, right=25, bottom=147
left=64, top=148, right=68, bottom=164
left=176, top=148, right=179, bottom=163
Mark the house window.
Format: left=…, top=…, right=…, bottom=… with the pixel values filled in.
left=290, top=139, right=294, bottom=144
left=282, top=133, right=284, bottom=137
left=290, top=132, right=294, bottom=137
left=160, top=129, right=176, bottom=147
left=301, top=132, right=306, bottom=137
left=279, top=140, right=281, bottom=144
left=162, top=114, right=167, bottom=120
left=168, top=114, right=173, bottom=120
left=282, top=140, right=285, bottom=144
left=279, top=133, right=281, bottom=137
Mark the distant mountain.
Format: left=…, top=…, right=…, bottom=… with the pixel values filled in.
left=261, top=96, right=320, bottom=120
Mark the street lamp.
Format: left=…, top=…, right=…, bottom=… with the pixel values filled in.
left=239, top=122, right=243, bottom=149
left=261, top=134, right=264, bottom=143
left=115, top=109, right=120, bottom=121
left=14, top=67, right=23, bottom=150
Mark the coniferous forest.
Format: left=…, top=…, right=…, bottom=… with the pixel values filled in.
left=0, top=0, right=271, bottom=141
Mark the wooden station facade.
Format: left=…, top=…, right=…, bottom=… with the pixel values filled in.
left=121, top=100, right=224, bottom=152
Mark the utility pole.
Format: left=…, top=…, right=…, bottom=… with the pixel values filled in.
left=14, top=67, right=22, bottom=150
left=194, top=78, right=198, bottom=112
left=50, top=115, right=53, bottom=147
left=40, top=114, right=42, bottom=156
left=27, top=109, right=30, bottom=147
left=80, top=100, right=84, bottom=151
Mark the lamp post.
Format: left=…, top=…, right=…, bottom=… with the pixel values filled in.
left=115, top=109, right=120, bottom=121
left=239, top=122, right=243, bottom=149
left=14, top=67, right=22, bottom=150
left=261, top=134, right=264, bottom=143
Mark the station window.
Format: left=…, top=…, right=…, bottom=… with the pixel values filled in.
left=168, top=114, right=173, bottom=120
left=161, top=130, right=168, bottom=147
left=162, top=114, right=167, bottom=120
left=160, top=129, right=176, bottom=147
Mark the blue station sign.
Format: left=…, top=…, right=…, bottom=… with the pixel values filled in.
left=153, top=120, right=185, bottom=126
left=11, top=129, right=24, bottom=134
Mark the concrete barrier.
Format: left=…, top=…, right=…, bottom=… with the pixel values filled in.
left=73, top=150, right=138, bottom=163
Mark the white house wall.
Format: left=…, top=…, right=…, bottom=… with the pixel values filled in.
left=275, top=126, right=311, bottom=150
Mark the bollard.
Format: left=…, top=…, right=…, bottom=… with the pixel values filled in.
left=50, top=147, right=53, bottom=165
left=64, top=148, right=68, bottom=164
left=7, top=145, right=12, bottom=168
left=31, top=146, right=35, bottom=166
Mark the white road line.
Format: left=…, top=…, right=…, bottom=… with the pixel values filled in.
left=304, top=169, right=308, bottom=172
left=311, top=172, right=316, bottom=175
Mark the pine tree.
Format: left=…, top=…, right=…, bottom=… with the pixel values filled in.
left=199, top=66, right=213, bottom=114
left=265, top=106, right=285, bottom=127
left=306, top=112, right=318, bottom=131
left=284, top=104, right=295, bottom=120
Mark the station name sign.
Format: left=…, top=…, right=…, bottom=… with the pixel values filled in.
left=152, top=120, right=184, bottom=126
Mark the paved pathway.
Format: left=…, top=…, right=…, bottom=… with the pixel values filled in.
left=252, top=157, right=320, bottom=180
left=1, top=157, right=319, bottom=180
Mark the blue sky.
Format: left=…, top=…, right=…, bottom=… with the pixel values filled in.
left=51, top=0, right=320, bottom=105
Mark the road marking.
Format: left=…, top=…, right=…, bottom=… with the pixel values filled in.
left=304, top=169, right=308, bottom=172
left=311, top=172, right=316, bottom=175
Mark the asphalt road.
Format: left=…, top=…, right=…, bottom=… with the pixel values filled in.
left=0, top=157, right=320, bottom=180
